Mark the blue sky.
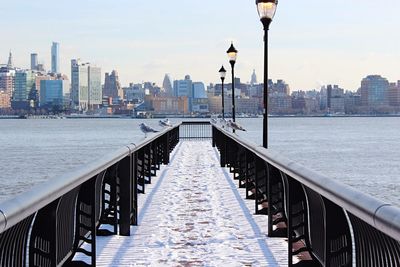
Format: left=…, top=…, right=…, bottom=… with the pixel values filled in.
left=1, top=0, right=400, bottom=90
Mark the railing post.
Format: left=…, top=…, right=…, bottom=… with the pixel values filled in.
left=119, top=154, right=132, bottom=236
left=212, top=126, right=216, bottom=147
left=220, top=134, right=227, bottom=167
left=164, top=132, right=170, bottom=165
left=132, top=151, right=138, bottom=225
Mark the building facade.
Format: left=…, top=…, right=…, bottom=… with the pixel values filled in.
left=0, top=90, right=11, bottom=109
left=388, top=81, right=400, bottom=107
left=40, top=79, right=69, bottom=107
left=88, top=66, right=102, bottom=108
left=31, top=53, right=38, bottom=70
left=71, top=59, right=89, bottom=110
left=104, top=70, right=122, bottom=99
left=0, top=68, right=15, bottom=95
left=192, top=82, right=208, bottom=113
left=11, top=70, right=36, bottom=110
left=360, top=75, right=389, bottom=108
left=146, top=95, right=188, bottom=114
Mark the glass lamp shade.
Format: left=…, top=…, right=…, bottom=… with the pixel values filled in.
left=256, top=0, right=278, bottom=20
left=219, top=66, right=227, bottom=79
left=226, top=43, right=238, bottom=62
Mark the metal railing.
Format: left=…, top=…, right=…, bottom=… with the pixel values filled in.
left=212, top=124, right=400, bottom=267
left=179, top=121, right=212, bottom=139
left=0, top=124, right=180, bottom=267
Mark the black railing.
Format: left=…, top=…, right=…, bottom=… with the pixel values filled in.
left=0, top=125, right=180, bottom=267
left=179, top=121, right=212, bottom=139
left=213, top=124, right=400, bottom=267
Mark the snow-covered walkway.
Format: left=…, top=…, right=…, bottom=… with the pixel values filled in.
left=76, top=141, right=288, bottom=266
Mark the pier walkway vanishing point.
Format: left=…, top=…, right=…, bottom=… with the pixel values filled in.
left=74, top=141, right=288, bottom=266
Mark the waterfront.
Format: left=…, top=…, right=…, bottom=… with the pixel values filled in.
left=0, top=117, right=399, bottom=206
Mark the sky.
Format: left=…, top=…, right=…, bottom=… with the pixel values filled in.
left=1, top=0, right=400, bottom=91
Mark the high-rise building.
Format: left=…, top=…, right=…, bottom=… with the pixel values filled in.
left=104, top=70, right=121, bottom=99
left=88, top=66, right=102, bottom=108
left=173, top=75, right=193, bottom=97
left=0, top=90, right=10, bottom=109
left=192, top=82, right=208, bottom=113
left=71, top=59, right=101, bottom=110
left=40, top=78, right=69, bottom=107
left=51, top=42, right=60, bottom=73
left=31, top=53, right=38, bottom=70
left=250, top=69, right=257, bottom=85
left=162, top=74, right=173, bottom=96
left=388, top=81, right=400, bottom=107
left=71, top=59, right=89, bottom=110
left=173, top=75, right=193, bottom=111
left=270, top=79, right=290, bottom=96
left=0, top=67, right=15, bottom=95
left=11, top=70, right=36, bottom=110
left=360, top=75, right=389, bottom=107
left=7, top=51, right=13, bottom=69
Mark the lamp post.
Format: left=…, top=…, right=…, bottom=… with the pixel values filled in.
left=256, top=0, right=278, bottom=148
left=226, top=43, right=238, bottom=132
left=219, top=66, right=227, bottom=119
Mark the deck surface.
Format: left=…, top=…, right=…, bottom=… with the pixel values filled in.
left=74, top=141, right=288, bottom=266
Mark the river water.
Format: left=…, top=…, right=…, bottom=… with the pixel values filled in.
left=0, top=117, right=399, bottom=206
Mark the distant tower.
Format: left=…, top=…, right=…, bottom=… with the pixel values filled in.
left=51, top=42, right=60, bottom=73
left=7, top=51, right=13, bottom=68
left=250, top=69, right=257, bottom=85
left=104, top=70, right=121, bottom=99
left=31, top=53, right=38, bottom=70
left=162, top=74, right=173, bottom=96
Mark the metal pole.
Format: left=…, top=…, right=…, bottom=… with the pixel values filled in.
left=221, top=78, right=225, bottom=119
left=263, top=27, right=269, bottom=148
left=231, top=61, right=236, bottom=133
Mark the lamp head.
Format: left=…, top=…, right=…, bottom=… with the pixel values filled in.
left=256, top=0, right=278, bottom=28
left=219, top=65, right=227, bottom=80
left=226, top=42, right=238, bottom=64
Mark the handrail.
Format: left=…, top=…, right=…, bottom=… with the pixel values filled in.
left=0, top=124, right=180, bottom=234
left=179, top=121, right=211, bottom=139
left=212, top=123, right=400, bottom=241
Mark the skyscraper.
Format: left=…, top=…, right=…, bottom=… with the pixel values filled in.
left=51, top=42, right=60, bottom=73
left=71, top=59, right=89, bottom=110
left=71, top=59, right=101, bottom=110
left=7, top=51, right=13, bottom=69
left=162, top=74, right=173, bottom=96
left=250, top=69, right=257, bottom=85
left=104, top=70, right=121, bottom=99
left=31, top=53, right=38, bottom=70
left=88, top=66, right=102, bottom=108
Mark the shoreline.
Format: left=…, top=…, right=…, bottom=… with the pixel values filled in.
left=2, top=114, right=400, bottom=119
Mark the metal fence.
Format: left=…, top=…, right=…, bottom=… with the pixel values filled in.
left=0, top=125, right=180, bottom=267
left=179, top=121, right=212, bottom=140
left=213, top=124, right=400, bottom=267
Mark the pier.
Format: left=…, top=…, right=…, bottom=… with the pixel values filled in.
left=0, top=122, right=399, bottom=266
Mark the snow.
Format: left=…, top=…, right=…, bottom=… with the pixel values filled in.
left=74, top=141, right=288, bottom=266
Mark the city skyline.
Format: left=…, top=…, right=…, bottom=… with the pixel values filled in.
left=1, top=1, right=400, bottom=90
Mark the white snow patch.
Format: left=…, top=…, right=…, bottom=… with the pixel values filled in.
left=74, top=141, right=288, bottom=266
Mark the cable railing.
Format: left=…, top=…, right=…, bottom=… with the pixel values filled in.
left=0, top=125, right=180, bottom=267
left=212, top=123, right=400, bottom=267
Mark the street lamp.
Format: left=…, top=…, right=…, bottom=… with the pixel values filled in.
left=256, top=0, right=278, bottom=148
left=219, top=65, right=227, bottom=119
left=226, top=42, right=238, bottom=132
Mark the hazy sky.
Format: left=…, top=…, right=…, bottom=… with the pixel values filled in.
left=1, top=0, right=400, bottom=91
